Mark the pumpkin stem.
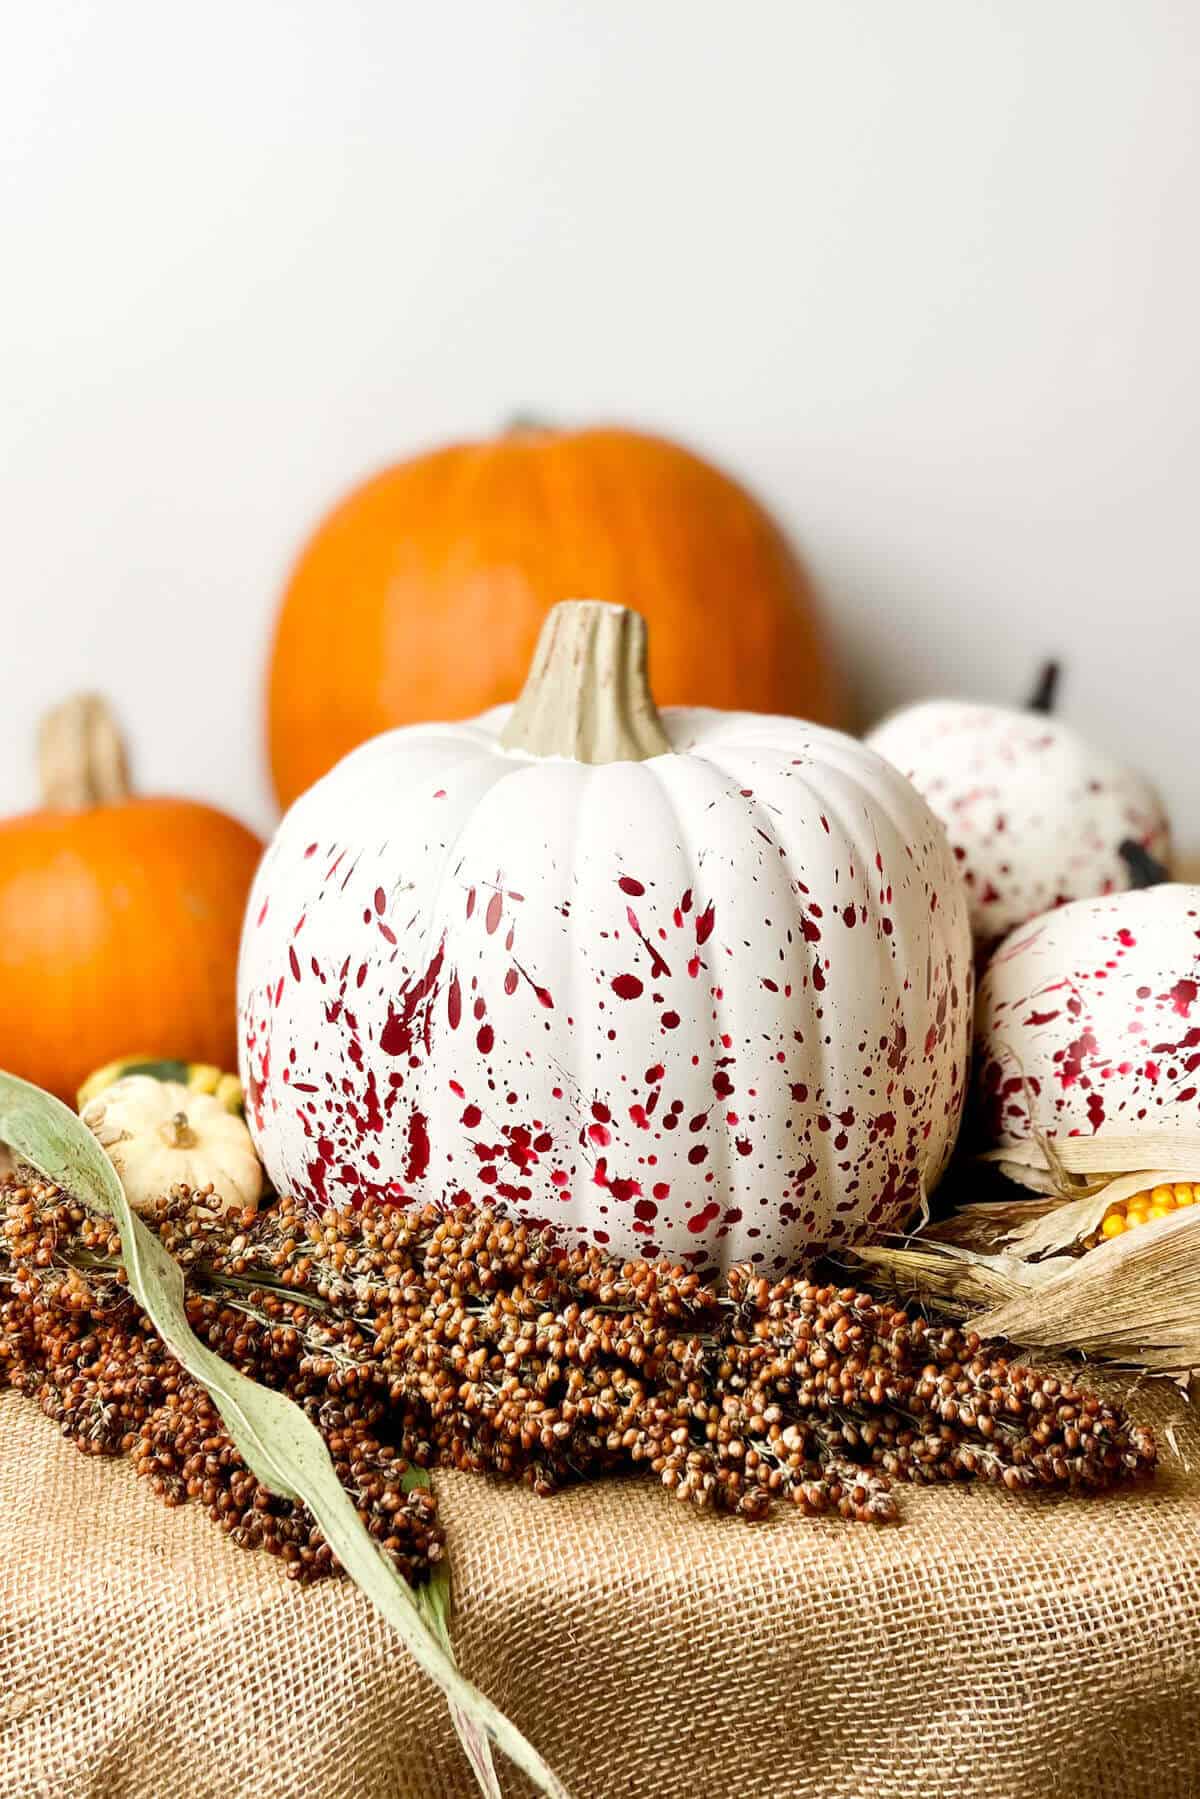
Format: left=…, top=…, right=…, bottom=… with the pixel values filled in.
left=37, top=694, right=131, bottom=811
left=499, top=601, right=673, bottom=765
left=503, top=415, right=552, bottom=436
left=161, top=1112, right=197, bottom=1150
left=1119, top=839, right=1169, bottom=890
left=1027, top=661, right=1061, bottom=714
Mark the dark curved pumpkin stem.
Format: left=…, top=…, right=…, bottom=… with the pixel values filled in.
left=1119, top=839, right=1169, bottom=890
left=1027, top=661, right=1061, bottom=714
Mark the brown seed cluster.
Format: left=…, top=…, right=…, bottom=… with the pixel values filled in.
left=0, top=1174, right=1157, bottom=1583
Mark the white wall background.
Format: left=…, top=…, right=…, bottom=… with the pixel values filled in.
left=2, top=1, right=1198, bottom=846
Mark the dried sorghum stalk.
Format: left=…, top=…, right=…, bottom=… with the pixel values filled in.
left=0, top=1174, right=1156, bottom=1582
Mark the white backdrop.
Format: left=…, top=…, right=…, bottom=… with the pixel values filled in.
left=2, top=1, right=1197, bottom=847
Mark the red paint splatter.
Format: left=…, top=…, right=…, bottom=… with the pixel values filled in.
left=514, top=962, right=554, bottom=1008
left=404, top=1110, right=431, bottom=1181
left=695, top=902, right=716, bottom=945
left=380, top=943, right=446, bottom=1057
left=618, top=875, right=645, bottom=896
left=1057, top=1028, right=1099, bottom=1088
left=1168, top=979, right=1198, bottom=1018
left=485, top=891, right=503, bottom=934
left=612, top=973, right=643, bottom=1000
left=626, top=907, right=671, bottom=979
left=687, top=1201, right=720, bottom=1234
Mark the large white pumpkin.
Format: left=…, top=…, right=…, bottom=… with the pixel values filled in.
left=867, top=678, right=1171, bottom=949
left=977, top=874, right=1200, bottom=1150
left=238, top=602, right=972, bottom=1272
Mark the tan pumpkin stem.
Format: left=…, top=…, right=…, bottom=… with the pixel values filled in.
left=500, top=601, right=673, bottom=764
left=161, top=1113, right=197, bottom=1150
left=37, top=694, right=131, bottom=810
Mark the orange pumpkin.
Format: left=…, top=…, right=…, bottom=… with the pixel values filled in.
left=267, top=423, right=843, bottom=807
left=0, top=695, right=263, bottom=1102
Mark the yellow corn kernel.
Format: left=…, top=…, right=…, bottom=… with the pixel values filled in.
left=1090, top=1182, right=1200, bottom=1249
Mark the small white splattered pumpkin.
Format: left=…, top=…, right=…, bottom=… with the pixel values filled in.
left=977, top=851, right=1200, bottom=1152
left=867, top=666, right=1171, bottom=950
left=238, top=601, right=971, bottom=1272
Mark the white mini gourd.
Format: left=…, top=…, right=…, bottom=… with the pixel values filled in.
left=81, top=1074, right=264, bottom=1216
left=239, top=601, right=972, bottom=1272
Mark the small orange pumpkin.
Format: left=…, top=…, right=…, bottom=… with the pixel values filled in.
left=0, top=695, right=263, bottom=1102
left=267, top=423, right=844, bottom=807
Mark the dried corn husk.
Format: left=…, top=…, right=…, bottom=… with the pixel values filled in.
left=855, top=1129, right=1200, bottom=1376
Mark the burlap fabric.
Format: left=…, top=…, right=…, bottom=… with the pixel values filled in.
left=2, top=1383, right=1198, bottom=1799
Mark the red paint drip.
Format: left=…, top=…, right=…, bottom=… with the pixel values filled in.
left=514, top=961, right=554, bottom=1008
left=626, top=907, right=671, bottom=979
left=404, top=1110, right=431, bottom=1181
left=380, top=943, right=446, bottom=1057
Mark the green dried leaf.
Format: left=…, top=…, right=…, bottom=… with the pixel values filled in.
left=0, top=1071, right=567, bottom=1799
left=404, top=1467, right=502, bottom=1798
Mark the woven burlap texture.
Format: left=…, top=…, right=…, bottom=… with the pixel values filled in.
left=2, top=1383, right=1198, bottom=1799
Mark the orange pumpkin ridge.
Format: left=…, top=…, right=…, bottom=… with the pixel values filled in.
left=267, top=424, right=843, bottom=808
left=0, top=696, right=263, bottom=1102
